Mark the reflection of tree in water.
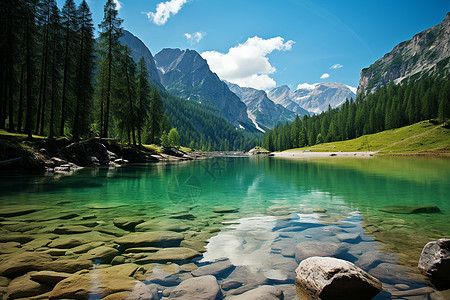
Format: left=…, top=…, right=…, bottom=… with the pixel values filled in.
left=167, top=173, right=202, bottom=205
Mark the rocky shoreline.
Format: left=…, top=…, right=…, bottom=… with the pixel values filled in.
left=0, top=137, right=208, bottom=174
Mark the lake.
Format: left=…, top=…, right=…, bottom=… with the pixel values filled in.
left=0, top=156, right=449, bottom=299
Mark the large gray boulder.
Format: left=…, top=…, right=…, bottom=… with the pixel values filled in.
left=418, top=238, right=450, bottom=287
left=169, top=275, right=221, bottom=299
left=295, top=256, right=382, bottom=300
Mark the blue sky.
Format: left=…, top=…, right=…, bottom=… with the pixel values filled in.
left=58, top=0, right=449, bottom=91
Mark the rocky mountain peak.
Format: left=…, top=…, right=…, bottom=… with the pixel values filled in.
left=357, top=12, right=450, bottom=95
left=119, top=30, right=162, bottom=88
left=154, top=49, right=256, bottom=131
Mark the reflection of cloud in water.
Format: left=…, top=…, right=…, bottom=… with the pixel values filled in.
left=202, top=216, right=279, bottom=275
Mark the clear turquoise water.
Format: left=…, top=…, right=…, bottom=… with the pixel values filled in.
left=1, top=156, right=449, bottom=298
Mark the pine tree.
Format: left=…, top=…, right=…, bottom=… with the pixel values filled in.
left=136, top=57, right=151, bottom=145
left=97, top=0, right=123, bottom=138
left=47, top=1, right=61, bottom=138
left=60, top=0, right=77, bottom=136
left=149, top=89, right=164, bottom=144
left=24, top=0, right=39, bottom=140
left=72, top=0, right=95, bottom=140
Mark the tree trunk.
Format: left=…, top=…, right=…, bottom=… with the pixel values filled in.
left=25, top=2, right=34, bottom=140
left=49, top=21, right=58, bottom=139
left=73, top=8, right=85, bottom=141
left=36, top=12, right=50, bottom=135
left=17, top=64, right=24, bottom=133
left=104, top=17, right=112, bottom=139
left=60, top=14, right=71, bottom=137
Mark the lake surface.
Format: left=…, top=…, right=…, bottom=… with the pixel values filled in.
left=1, top=156, right=449, bottom=299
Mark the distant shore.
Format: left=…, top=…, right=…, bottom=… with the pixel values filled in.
left=271, top=151, right=376, bottom=159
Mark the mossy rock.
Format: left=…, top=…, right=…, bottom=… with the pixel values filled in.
left=379, top=205, right=440, bottom=214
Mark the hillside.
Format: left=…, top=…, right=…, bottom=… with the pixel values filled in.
left=357, top=12, right=450, bottom=95
left=284, top=120, right=450, bottom=155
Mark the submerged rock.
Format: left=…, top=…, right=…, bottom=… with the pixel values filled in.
left=113, top=217, right=145, bottom=231
left=295, top=256, right=382, bottom=300
left=135, top=219, right=189, bottom=232
left=169, top=275, right=220, bottom=299
left=0, top=205, right=45, bottom=217
left=30, top=270, right=72, bottom=284
left=418, top=238, right=450, bottom=287
left=226, top=285, right=283, bottom=300
left=294, top=241, right=346, bottom=262
left=47, top=237, right=87, bottom=249
left=213, top=206, right=239, bottom=213
left=48, top=273, right=140, bottom=299
left=379, top=205, right=440, bottom=214
left=0, top=252, right=53, bottom=277
left=192, top=259, right=234, bottom=277
left=134, top=247, right=201, bottom=263
left=115, top=231, right=184, bottom=249
left=79, top=246, right=119, bottom=264
left=6, top=272, right=52, bottom=299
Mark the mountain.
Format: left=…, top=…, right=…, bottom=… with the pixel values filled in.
left=267, top=85, right=310, bottom=115
left=154, top=48, right=257, bottom=131
left=119, top=30, right=163, bottom=88
left=227, top=82, right=298, bottom=132
left=268, top=83, right=356, bottom=114
left=357, top=12, right=450, bottom=95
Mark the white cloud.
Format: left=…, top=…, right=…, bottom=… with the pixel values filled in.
left=184, top=31, right=205, bottom=44
left=147, top=0, right=188, bottom=25
left=201, top=36, right=294, bottom=90
left=297, top=83, right=318, bottom=90
left=320, top=73, right=330, bottom=79
left=113, top=0, right=122, bottom=10
left=330, top=64, right=343, bottom=69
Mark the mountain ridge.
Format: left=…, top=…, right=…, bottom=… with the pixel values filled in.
left=119, top=30, right=163, bottom=88
left=154, top=48, right=257, bottom=131
left=357, top=12, right=450, bottom=95
left=268, top=83, right=355, bottom=114
left=226, top=82, right=298, bottom=132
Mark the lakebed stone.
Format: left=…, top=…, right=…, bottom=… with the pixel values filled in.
left=0, top=206, right=45, bottom=217
left=294, top=241, right=346, bottom=262
left=379, top=205, right=440, bottom=214
left=418, top=238, right=450, bottom=287
left=169, top=275, right=220, bottom=299
left=79, top=246, right=119, bottom=264
left=226, top=285, right=283, bottom=300
left=295, top=256, right=382, bottom=300
left=48, top=273, right=140, bottom=299
left=47, top=237, right=87, bottom=249
left=135, top=219, right=189, bottom=232
left=113, top=217, right=145, bottom=231
left=6, top=272, right=52, bottom=299
left=115, top=231, right=184, bottom=249
left=134, top=247, right=201, bottom=263
left=30, top=270, right=72, bottom=284
left=0, top=252, right=53, bottom=277
left=213, top=206, right=239, bottom=213
left=192, top=259, right=234, bottom=277
left=44, top=258, right=93, bottom=273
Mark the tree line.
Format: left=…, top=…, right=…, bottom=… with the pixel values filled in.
left=263, top=76, right=450, bottom=151
left=0, top=0, right=165, bottom=145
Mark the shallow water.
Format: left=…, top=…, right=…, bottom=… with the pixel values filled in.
left=0, top=156, right=449, bottom=299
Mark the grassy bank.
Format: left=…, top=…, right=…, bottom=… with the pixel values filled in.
left=285, top=120, right=450, bottom=155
